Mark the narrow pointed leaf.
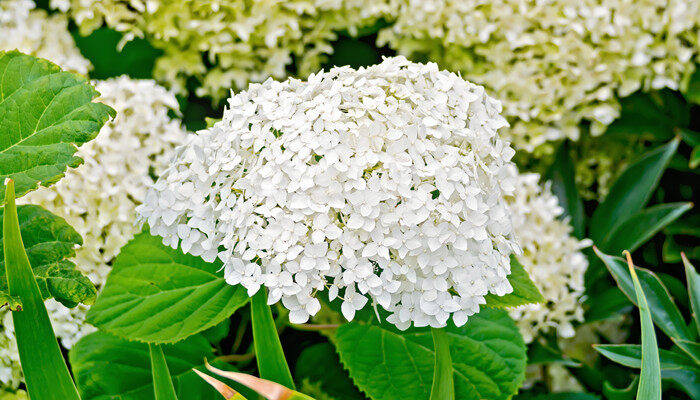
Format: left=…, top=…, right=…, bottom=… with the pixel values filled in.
left=625, top=252, right=661, bottom=400
left=87, top=231, right=249, bottom=343
left=545, top=141, right=585, bottom=238
left=672, top=338, right=700, bottom=365
left=484, top=256, right=545, bottom=308
left=150, top=343, right=178, bottom=400
left=429, top=327, right=454, bottom=400
left=3, top=179, right=80, bottom=400
left=192, top=369, right=247, bottom=400
left=205, top=363, right=314, bottom=400
left=595, top=248, right=693, bottom=341
left=683, top=254, right=700, bottom=337
left=600, top=202, right=692, bottom=254
left=0, top=51, right=115, bottom=200
left=590, top=139, right=678, bottom=243
left=250, top=288, right=295, bottom=389
left=602, top=376, right=638, bottom=400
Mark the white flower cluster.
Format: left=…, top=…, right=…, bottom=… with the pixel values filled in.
left=52, top=0, right=392, bottom=99
left=505, top=171, right=592, bottom=343
left=378, top=0, right=700, bottom=153
left=0, top=0, right=91, bottom=75
left=0, top=77, right=188, bottom=391
left=138, top=56, right=521, bottom=330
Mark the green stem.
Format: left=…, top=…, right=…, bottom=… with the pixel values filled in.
left=149, top=343, right=178, bottom=400
left=3, top=180, right=80, bottom=400
left=250, top=288, right=295, bottom=389
left=429, top=327, right=455, bottom=400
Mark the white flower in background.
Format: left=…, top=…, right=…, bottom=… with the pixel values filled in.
left=505, top=170, right=592, bottom=343
left=0, top=0, right=91, bottom=74
left=378, top=0, right=700, bottom=153
left=138, top=56, right=521, bottom=330
left=0, top=76, right=188, bottom=391
left=53, top=0, right=392, bottom=99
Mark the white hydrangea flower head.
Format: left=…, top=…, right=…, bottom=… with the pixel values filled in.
left=378, top=0, right=700, bottom=153
left=53, top=0, right=393, bottom=99
left=138, top=56, right=521, bottom=330
left=505, top=170, right=592, bottom=343
left=0, top=0, right=91, bottom=74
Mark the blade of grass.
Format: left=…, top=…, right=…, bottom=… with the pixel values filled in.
left=624, top=251, right=661, bottom=400
left=429, top=327, right=454, bottom=400
left=250, top=289, right=295, bottom=389
left=682, top=253, right=700, bottom=338
left=3, top=179, right=80, bottom=400
left=149, top=343, right=178, bottom=400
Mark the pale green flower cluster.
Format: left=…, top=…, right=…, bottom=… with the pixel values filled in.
left=53, top=0, right=392, bottom=99
left=378, top=0, right=700, bottom=153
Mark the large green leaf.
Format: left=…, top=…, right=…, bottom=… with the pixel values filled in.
left=70, top=331, right=234, bottom=399
left=595, top=249, right=693, bottom=341
left=0, top=205, right=95, bottom=308
left=87, top=231, right=249, bottom=343
left=545, top=141, right=585, bottom=239
left=251, top=289, right=295, bottom=389
left=3, top=180, right=80, bottom=400
left=484, top=256, right=545, bottom=308
left=294, top=343, right=367, bottom=400
left=590, top=139, right=678, bottom=243
left=334, top=308, right=526, bottom=400
left=0, top=51, right=115, bottom=200
left=150, top=343, right=178, bottom=400
left=600, top=202, right=692, bottom=254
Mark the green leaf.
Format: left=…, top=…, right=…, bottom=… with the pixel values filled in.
left=672, top=338, right=700, bottom=365
left=0, top=50, right=115, bottom=200
left=0, top=205, right=95, bottom=308
left=600, top=202, right=692, bottom=254
left=594, top=344, right=694, bottom=370
left=526, top=340, right=580, bottom=367
left=683, top=254, right=700, bottom=338
left=150, top=343, right=178, bottom=400
left=251, top=288, right=295, bottom=389
left=70, top=331, right=236, bottom=399
left=602, top=376, right=638, bottom=400
left=545, top=141, right=585, bottom=238
left=429, top=327, right=454, bottom=400
left=3, top=180, right=80, bottom=400
left=627, top=255, right=661, bottom=400
left=484, top=256, right=545, bottom=308
left=87, top=231, right=249, bottom=343
left=595, top=249, right=694, bottom=341
left=685, top=67, right=700, bottom=105
left=0, top=292, right=21, bottom=311
left=334, top=308, right=526, bottom=400
left=513, top=393, right=600, bottom=400
left=590, top=139, right=679, bottom=243
left=294, top=343, right=367, bottom=400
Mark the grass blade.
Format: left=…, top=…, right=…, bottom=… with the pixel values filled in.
left=3, top=179, right=80, bottom=400
left=429, top=327, right=455, bottom=400
left=250, top=289, right=295, bottom=389
left=682, top=253, right=700, bottom=337
left=624, top=251, right=661, bottom=400
left=149, top=343, right=178, bottom=400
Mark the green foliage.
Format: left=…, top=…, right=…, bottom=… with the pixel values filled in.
left=429, top=327, right=454, bottom=400
left=150, top=343, right=178, bottom=400
left=87, top=231, right=249, bottom=343
left=294, top=343, right=367, bottom=400
left=683, top=255, right=700, bottom=337
left=484, top=256, right=545, bottom=308
left=334, top=308, right=526, bottom=400
left=0, top=205, right=95, bottom=308
left=3, top=180, right=80, bottom=400
left=545, top=141, right=585, bottom=238
left=70, top=331, right=233, bottom=399
left=251, top=289, right=295, bottom=389
left=0, top=51, right=115, bottom=201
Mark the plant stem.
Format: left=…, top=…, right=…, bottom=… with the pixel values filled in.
left=3, top=179, right=81, bottom=400
left=250, top=288, right=295, bottom=389
left=429, top=327, right=455, bottom=400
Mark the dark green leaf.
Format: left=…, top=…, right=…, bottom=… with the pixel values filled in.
left=251, top=288, right=295, bottom=389
left=0, top=205, right=95, bottom=307
left=3, top=180, right=80, bottom=399
left=594, top=344, right=693, bottom=370
left=685, top=68, right=700, bottom=105
left=87, top=231, right=249, bottom=343
left=484, top=256, right=545, bottom=308
left=595, top=249, right=693, bottom=341
left=0, top=51, right=115, bottom=200
left=544, top=141, right=585, bottom=238
left=295, top=343, right=367, bottom=400
left=150, top=343, right=178, bottom=400
left=70, top=331, right=235, bottom=399
left=600, top=202, right=692, bottom=254
left=672, top=338, right=700, bottom=365
left=590, top=139, right=679, bottom=243
left=602, top=376, right=638, bottom=400
left=683, top=254, right=700, bottom=337
left=334, top=308, right=526, bottom=400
